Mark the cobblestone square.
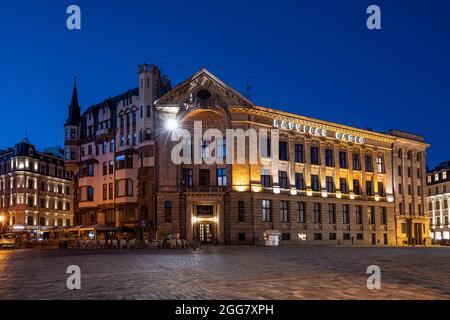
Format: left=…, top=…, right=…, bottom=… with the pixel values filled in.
left=1, top=246, right=449, bottom=300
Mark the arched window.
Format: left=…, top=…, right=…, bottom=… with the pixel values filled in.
left=238, top=201, right=245, bottom=222
left=165, top=201, right=172, bottom=222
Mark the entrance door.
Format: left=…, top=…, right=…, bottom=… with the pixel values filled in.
left=414, top=223, right=423, bottom=245
left=198, top=223, right=214, bottom=244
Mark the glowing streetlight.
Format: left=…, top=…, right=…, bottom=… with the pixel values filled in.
left=166, top=118, right=178, bottom=131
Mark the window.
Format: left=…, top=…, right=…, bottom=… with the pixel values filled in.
left=357, top=233, right=364, bottom=240
left=326, top=176, right=334, bottom=193
left=298, top=202, right=306, bottom=223
left=443, top=171, right=448, bottom=180
left=87, top=186, right=94, bottom=201
left=110, top=139, right=115, bottom=152
left=109, top=160, right=114, bottom=174
left=343, top=233, right=350, bottom=240
left=262, top=200, right=272, bottom=222
left=279, top=171, right=288, bottom=189
left=329, top=233, right=337, bottom=240
left=401, top=223, right=407, bottom=234
left=408, top=184, right=412, bottom=196
left=407, top=167, right=411, bottom=178
left=279, top=141, right=288, bottom=161
left=427, top=176, right=432, bottom=183
left=398, top=183, right=403, bottom=195
left=398, top=165, right=403, bottom=177
left=103, top=162, right=107, bottom=176
left=340, top=178, right=348, bottom=193
left=353, top=179, right=361, bottom=195
left=238, top=233, right=246, bottom=241
left=313, top=203, right=321, bottom=223
left=325, top=149, right=333, bottom=167
left=356, top=205, right=363, bottom=224
left=109, top=183, right=113, bottom=200
left=238, top=201, right=245, bottom=222
left=343, top=205, right=350, bottom=224
left=181, top=168, right=193, bottom=186
left=328, top=204, right=336, bottom=224
left=381, top=207, right=387, bottom=225
left=314, top=233, right=322, bottom=240
left=376, top=156, right=385, bottom=173
left=103, top=141, right=107, bottom=155
left=295, top=144, right=304, bottom=163
left=103, top=184, right=107, bottom=201
left=378, top=182, right=385, bottom=196
left=147, top=105, right=151, bottom=118
left=368, top=206, right=375, bottom=224
left=27, top=216, right=34, bottom=226
left=339, top=151, right=347, bottom=168
left=282, top=233, right=291, bottom=241
left=199, top=169, right=210, bottom=186
left=364, top=155, right=373, bottom=172
left=352, top=153, right=361, bottom=170
left=366, top=181, right=373, bottom=196
left=280, top=201, right=289, bottom=223
left=311, top=175, right=320, bottom=191
left=399, top=202, right=404, bottom=214
left=295, top=173, right=305, bottom=190
left=261, top=169, right=271, bottom=188
left=216, top=168, right=227, bottom=186
left=165, top=201, right=172, bottom=222
left=310, top=146, right=319, bottom=165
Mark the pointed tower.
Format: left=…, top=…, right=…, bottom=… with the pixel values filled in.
left=64, top=77, right=81, bottom=175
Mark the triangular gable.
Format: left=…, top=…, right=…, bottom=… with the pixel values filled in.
left=155, top=68, right=254, bottom=108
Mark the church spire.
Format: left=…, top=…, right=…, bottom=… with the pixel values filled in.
left=66, top=76, right=81, bottom=125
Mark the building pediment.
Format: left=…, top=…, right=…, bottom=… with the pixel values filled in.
left=155, top=69, right=253, bottom=116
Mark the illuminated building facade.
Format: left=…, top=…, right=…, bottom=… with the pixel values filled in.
left=66, top=65, right=430, bottom=245
left=427, top=161, right=450, bottom=243
left=0, top=139, right=73, bottom=231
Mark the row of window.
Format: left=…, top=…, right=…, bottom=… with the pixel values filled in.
left=428, top=171, right=448, bottom=183
left=235, top=232, right=388, bottom=243
left=260, top=200, right=388, bottom=225
left=181, top=168, right=227, bottom=187
left=275, top=143, right=385, bottom=172
left=80, top=179, right=133, bottom=202
left=0, top=196, right=71, bottom=211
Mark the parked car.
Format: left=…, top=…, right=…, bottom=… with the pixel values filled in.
left=0, top=233, right=18, bottom=249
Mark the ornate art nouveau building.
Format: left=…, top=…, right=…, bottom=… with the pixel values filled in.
left=427, top=161, right=450, bottom=243
left=65, top=65, right=429, bottom=245
left=0, top=139, right=73, bottom=231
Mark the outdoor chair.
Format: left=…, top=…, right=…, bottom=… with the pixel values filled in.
left=111, top=239, right=118, bottom=249
left=127, top=239, right=136, bottom=249
left=144, top=239, right=149, bottom=248
left=120, top=239, right=127, bottom=249
left=169, top=239, right=177, bottom=248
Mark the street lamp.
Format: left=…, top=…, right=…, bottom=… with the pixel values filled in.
left=166, top=118, right=178, bottom=131
left=0, top=215, right=4, bottom=234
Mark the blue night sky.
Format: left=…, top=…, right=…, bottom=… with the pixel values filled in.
left=0, top=0, right=448, bottom=169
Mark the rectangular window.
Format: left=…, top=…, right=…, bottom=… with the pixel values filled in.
left=378, top=181, right=385, bottom=196
left=216, top=168, right=227, bottom=186
left=108, top=183, right=113, bottom=200
left=366, top=180, right=373, bottom=196
left=329, top=233, right=337, bottom=240
left=311, top=174, right=320, bottom=191
left=326, top=176, right=334, bottom=193
left=310, top=146, right=319, bottom=165
left=298, top=202, right=306, bottom=223
left=381, top=207, right=387, bottom=225
left=314, top=233, right=322, bottom=241
left=313, top=203, right=321, bottom=223
left=295, top=173, right=305, bottom=190
left=352, top=153, right=361, bottom=170
left=294, top=144, right=304, bottom=163
left=279, top=141, right=288, bottom=161
left=261, top=169, right=271, bottom=188
left=325, top=149, right=333, bottom=167
left=368, top=206, right=375, bottom=224
left=339, top=151, right=347, bottom=168
left=353, top=179, right=361, bottom=195
left=262, top=200, right=272, bottom=222
left=365, top=155, right=373, bottom=172
left=282, top=233, right=291, bottom=241
left=181, top=168, right=193, bottom=186
left=356, top=205, right=363, bottom=224
left=103, top=162, right=107, bottom=176
left=343, top=205, right=350, bottom=224
left=280, top=201, right=289, bottom=223
left=376, top=156, right=384, bottom=173
left=279, top=171, right=288, bottom=189
left=199, top=169, right=210, bottom=186
left=328, top=204, right=336, bottom=224
left=340, top=178, right=348, bottom=194
left=103, top=184, right=107, bottom=201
